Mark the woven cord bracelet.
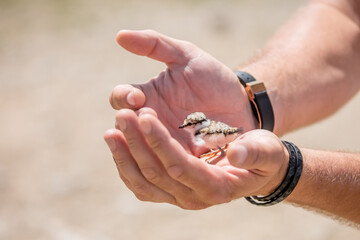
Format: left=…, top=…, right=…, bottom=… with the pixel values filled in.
left=245, top=141, right=303, bottom=206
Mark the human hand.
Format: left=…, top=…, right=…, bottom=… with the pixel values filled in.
left=104, top=109, right=288, bottom=209
left=110, top=30, right=256, bottom=156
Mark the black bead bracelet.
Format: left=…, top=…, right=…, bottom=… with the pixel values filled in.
left=245, top=141, right=303, bottom=206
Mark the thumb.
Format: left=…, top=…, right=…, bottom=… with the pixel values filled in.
left=226, top=144, right=251, bottom=169
left=116, top=29, right=197, bottom=66
left=226, top=131, right=286, bottom=175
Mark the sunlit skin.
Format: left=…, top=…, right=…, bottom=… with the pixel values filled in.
left=107, top=110, right=288, bottom=209
left=105, top=0, right=360, bottom=224
left=109, top=30, right=257, bottom=157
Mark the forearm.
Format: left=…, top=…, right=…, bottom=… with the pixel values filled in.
left=239, top=0, right=360, bottom=135
left=286, top=149, right=360, bottom=224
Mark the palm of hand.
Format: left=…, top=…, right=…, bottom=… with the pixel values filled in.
left=140, top=57, right=254, bottom=154
left=115, top=30, right=255, bottom=154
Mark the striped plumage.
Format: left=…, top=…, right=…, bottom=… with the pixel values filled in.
left=179, top=112, right=243, bottom=150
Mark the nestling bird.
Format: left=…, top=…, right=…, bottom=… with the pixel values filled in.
left=179, top=112, right=243, bottom=163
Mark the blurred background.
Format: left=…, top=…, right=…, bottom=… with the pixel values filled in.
left=0, top=0, right=359, bottom=239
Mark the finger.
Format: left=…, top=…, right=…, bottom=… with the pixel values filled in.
left=110, top=84, right=146, bottom=110
left=136, top=107, right=158, bottom=118
left=116, top=29, right=197, bottom=66
left=115, top=109, right=195, bottom=201
left=138, top=114, right=245, bottom=205
left=104, top=128, right=176, bottom=204
left=138, top=114, right=222, bottom=192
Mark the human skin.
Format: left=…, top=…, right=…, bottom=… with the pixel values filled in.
left=108, top=29, right=257, bottom=157
left=241, top=0, right=360, bottom=134
left=104, top=0, right=360, bottom=224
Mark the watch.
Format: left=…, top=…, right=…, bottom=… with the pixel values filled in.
left=235, top=71, right=275, bottom=132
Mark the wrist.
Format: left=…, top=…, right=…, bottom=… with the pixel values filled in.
left=256, top=141, right=290, bottom=196
left=240, top=64, right=287, bottom=135
left=234, top=70, right=275, bottom=132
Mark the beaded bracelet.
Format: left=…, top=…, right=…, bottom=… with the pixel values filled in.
left=245, top=141, right=303, bottom=206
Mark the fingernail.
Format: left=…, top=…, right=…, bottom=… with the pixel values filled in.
left=140, top=119, right=152, bottom=135
left=126, top=90, right=136, bottom=106
left=105, top=138, right=117, bottom=152
left=117, top=118, right=127, bottom=131
left=138, top=111, right=152, bottom=118
left=231, top=145, right=248, bottom=167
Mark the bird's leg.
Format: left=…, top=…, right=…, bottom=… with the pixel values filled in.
left=206, top=144, right=228, bottom=164
left=200, top=149, right=217, bottom=159
left=221, top=143, right=229, bottom=152
left=200, top=144, right=229, bottom=164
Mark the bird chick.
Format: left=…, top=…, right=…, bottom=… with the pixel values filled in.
left=179, top=112, right=243, bottom=163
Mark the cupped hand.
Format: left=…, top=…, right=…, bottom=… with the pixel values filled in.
left=110, top=30, right=256, bottom=155
left=104, top=110, right=288, bottom=209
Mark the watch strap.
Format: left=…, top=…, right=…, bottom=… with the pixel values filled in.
left=235, top=71, right=274, bottom=132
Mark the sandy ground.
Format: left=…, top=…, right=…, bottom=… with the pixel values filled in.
left=0, top=0, right=359, bottom=239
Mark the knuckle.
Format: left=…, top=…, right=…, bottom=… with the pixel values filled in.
left=125, top=137, right=137, bottom=150
left=113, top=156, right=128, bottom=169
left=113, top=153, right=129, bottom=169
left=131, top=180, right=157, bottom=202
left=134, top=193, right=148, bottom=202
left=181, top=41, right=199, bottom=57
left=132, top=180, right=148, bottom=196
left=140, top=167, right=161, bottom=183
left=149, top=136, right=164, bottom=152
left=121, top=178, right=150, bottom=202
left=144, top=29, right=158, bottom=35
left=166, top=164, right=186, bottom=181
left=181, top=40, right=196, bottom=50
